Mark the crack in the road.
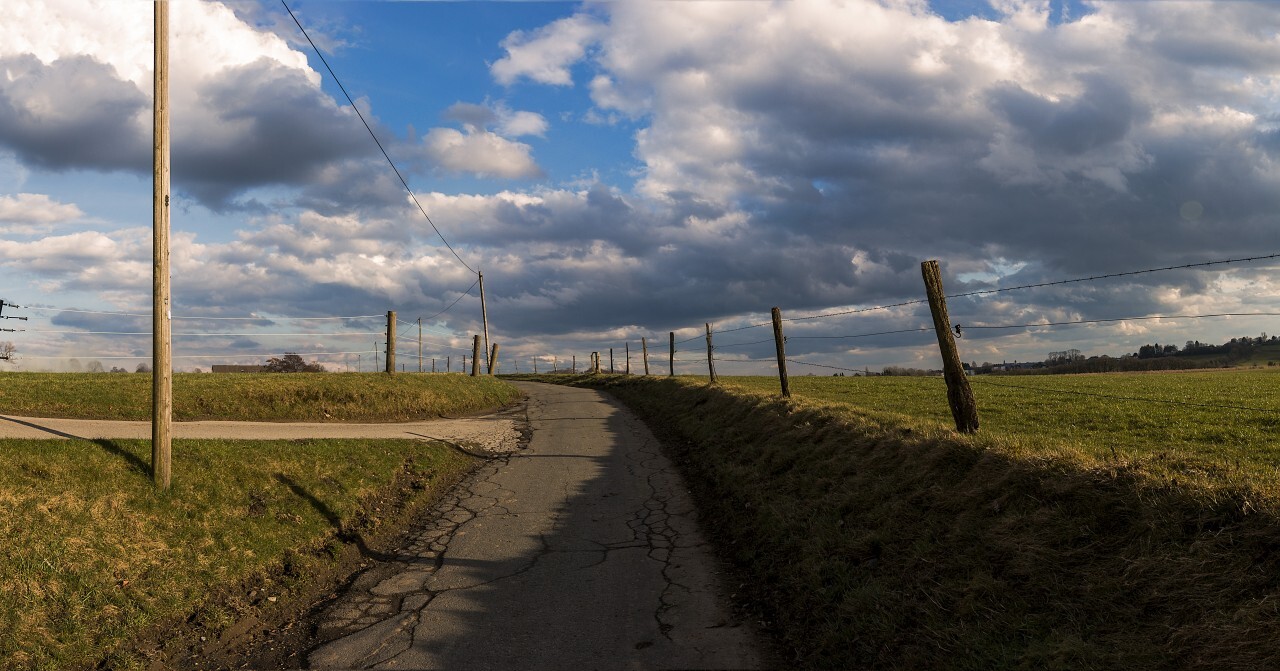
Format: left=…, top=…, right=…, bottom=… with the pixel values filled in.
left=307, top=387, right=744, bottom=669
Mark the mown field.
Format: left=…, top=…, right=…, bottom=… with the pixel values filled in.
left=0, top=372, right=520, bottom=421
left=526, top=370, right=1280, bottom=669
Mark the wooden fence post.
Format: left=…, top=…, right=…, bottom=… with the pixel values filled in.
left=705, top=323, right=718, bottom=383
left=572, top=355, right=576, bottom=373
left=610, top=347, right=614, bottom=374
left=625, top=342, right=630, bottom=375
left=641, top=337, right=649, bottom=375
left=471, top=335, right=481, bottom=376
left=771, top=307, right=790, bottom=398
left=386, top=311, right=396, bottom=374
left=669, top=332, right=675, bottom=376
left=489, top=343, right=500, bottom=375
left=152, top=0, right=172, bottom=491
left=921, top=260, right=979, bottom=433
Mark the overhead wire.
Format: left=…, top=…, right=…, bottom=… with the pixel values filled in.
left=281, top=0, right=478, bottom=276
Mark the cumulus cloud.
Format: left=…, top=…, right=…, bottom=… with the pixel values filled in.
left=0, top=0, right=371, bottom=209
left=422, top=128, right=542, bottom=179
left=0, top=193, right=82, bottom=225
left=490, top=13, right=607, bottom=86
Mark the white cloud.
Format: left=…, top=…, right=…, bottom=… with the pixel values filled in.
left=491, top=14, right=606, bottom=86
left=497, top=109, right=548, bottom=138
left=0, top=193, right=81, bottom=224
left=422, top=128, right=542, bottom=179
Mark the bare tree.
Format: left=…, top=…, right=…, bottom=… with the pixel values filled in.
left=0, top=341, right=14, bottom=362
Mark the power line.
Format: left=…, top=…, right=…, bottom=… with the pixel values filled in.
left=785, top=298, right=930, bottom=323
left=25, top=330, right=385, bottom=337
left=281, top=0, right=478, bottom=275
left=417, top=278, right=480, bottom=323
left=25, top=306, right=383, bottom=321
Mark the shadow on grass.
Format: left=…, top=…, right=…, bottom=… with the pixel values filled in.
left=274, top=473, right=396, bottom=562
left=93, top=439, right=151, bottom=476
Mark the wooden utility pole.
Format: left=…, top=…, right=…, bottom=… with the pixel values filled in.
left=921, top=260, right=979, bottom=433
left=152, top=0, right=172, bottom=491
left=488, top=343, right=499, bottom=375
left=641, top=337, right=649, bottom=375
left=478, top=271, right=490, bottom=371
left=386, top=311, right=396, bottom=374
left=471, top=335, right=481, bottom=376
left=669, top=332, right=675, bottom=376
left=771, top=307, right=790, bottom=398
left=625, top=342, right=630, bottom=375
left=705, top=323, right=718, bottom=383
left=417, top=318, right=422, bottom=373
left=609, top=348, right=614, bottom=374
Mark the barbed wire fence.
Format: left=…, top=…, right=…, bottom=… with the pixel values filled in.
left=548, top=252, right=1280, bottom=434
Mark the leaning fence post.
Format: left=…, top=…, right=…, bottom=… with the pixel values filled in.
left=641, top=337, right=650, bottom=375
left=669, top=332, right=675, bottom=376
left=705, top=323, right=718, bottom=383
left=771, top=307, right=790, bottom=397
left=488, top=343, right=500, bottom=375
left=471, top=335, right=481, bottom=376
left=921, top=260, right=979, bottom=433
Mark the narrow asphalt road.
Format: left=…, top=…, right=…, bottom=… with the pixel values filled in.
left=306, top=380, right=762, bottom=670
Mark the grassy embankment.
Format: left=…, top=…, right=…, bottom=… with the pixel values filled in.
left=0, top=373, right=522, bottom=670
left=0, top=371, right=519, bottom=421
left=524, top=370, right=1280, bottom=669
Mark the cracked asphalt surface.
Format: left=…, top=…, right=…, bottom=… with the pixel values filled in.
left=307, top=381, right=762, bottom=670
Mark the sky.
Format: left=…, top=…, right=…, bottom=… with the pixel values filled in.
left=1, top=0, right=1279, bottom=374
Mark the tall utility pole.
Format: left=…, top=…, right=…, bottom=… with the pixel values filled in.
left=152, top=0, right=172, bottom=491
left=478, top=271, right=491, bottom=371
left=417, top=318, right=422, bottom=373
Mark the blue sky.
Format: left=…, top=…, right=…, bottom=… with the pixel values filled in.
left=1, top=0, right=1279, bottom=374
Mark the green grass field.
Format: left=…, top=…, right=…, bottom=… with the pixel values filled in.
left=723, top=369, right=1280, bottom=475
left=0, top=437, right=475, bottom=671
left=0, top=372, right=521, bottom=421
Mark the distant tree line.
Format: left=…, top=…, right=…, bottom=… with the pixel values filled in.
left=984, top=332, right=1278, bottom=376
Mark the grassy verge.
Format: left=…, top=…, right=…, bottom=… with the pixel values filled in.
left=0, top=372, right=521, bottom=421
left=525, top=373, right=1280, bottom=669
left=0, top=438, right=475, bottom=670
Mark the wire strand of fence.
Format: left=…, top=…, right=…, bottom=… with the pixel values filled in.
left=785, top=358, right=869, bottom=374
left=969, top=377, right=1280, bottom=414
left=784, top=298, right=931, bottom=323
left=715, top=337, right=777, bottom=349
left=281, top=0, right=477, bottom=276
left=961, top=312, right=1280, bottom=331
left=946, top=252, right=1280, bottom=300
left=788, top=327, right=934, bottom=340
